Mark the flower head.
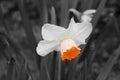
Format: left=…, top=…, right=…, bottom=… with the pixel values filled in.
left=36, top=18, right=93, bottom=61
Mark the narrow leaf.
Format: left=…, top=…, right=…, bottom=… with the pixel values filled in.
left=80, top=0, right=89, bottom=11
left=40, top=58, right=51, bottom=80
left=51, top=6, right=56, bottom=24
left=69, top=0, right=79, bottom=8
left=113, top=16, right=120, bottom=43
left=60, top=0, right=69, bottom=27
left=92, top=0, right=107, bottom=27
left=54, top=53, right=61, bottom=80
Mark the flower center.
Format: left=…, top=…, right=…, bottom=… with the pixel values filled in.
left=60, top=39, right=80, bottom=60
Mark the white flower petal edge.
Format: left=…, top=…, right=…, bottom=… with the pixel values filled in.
left=83, top=9, right=96, bottom=15
left=81, top=15, right=92, bottom=22
left=69, top=8, right=81, bottom=17
left=68, top=18, right=92, bottom=45
left=73, top=22, right=92, bottom=45
left=36, top=40, right=59, bottom=56
left=82, top=9, right=96, bottom=22
left=68, top=18, right=85, bottom=35
left=42, top=24, right=67, bottom=41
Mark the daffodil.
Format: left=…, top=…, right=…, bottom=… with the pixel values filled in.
left=36, top=17, right=93, bottom=61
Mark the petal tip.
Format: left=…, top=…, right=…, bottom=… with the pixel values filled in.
left=83, top=9, right=96, bottom=15
left=70, top=17, right=75, bottom=23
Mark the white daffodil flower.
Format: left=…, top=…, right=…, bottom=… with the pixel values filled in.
left=69, top=8, right=96, bottom=22
left=36, top=18, right=92, bottom=61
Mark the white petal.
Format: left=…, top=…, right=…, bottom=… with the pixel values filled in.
left=42, top=24, right=67, bottom=41
left=67, top=18, right=92, bottom=45
left=68, top=18, right=89, bottom=36
left=68, top=17, right=78, bottom=32
left=83, top=9, right=96, bottom=15
left=82, top=9, right=96, bottom=22
left=69, top=8, right=81, bottom=17
left=81, top=15, right=92, bottom=22
left=73, top=22, right=92, bottom=45
left=36, top=40, right=59, bottom=56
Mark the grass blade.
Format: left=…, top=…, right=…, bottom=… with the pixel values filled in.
left=42, top=0, right=48, bottom=23
left=40, top=58, right=51, bottom=80
left=49, top=52, right=57, bottom=80
left=60, top=0, right=69, bottom=27
left=33, top=0, right=48, bottom=24
left=51, top=6, right=56, bottom=24
left=69, top=0, right=79, bottom=8
left=80, top=0, right=89, bottom=11
left=113, top=16, right=120, bottom=43
left=87, top=0, right=93, bottom=9
left=92, top=0, right=107, bottom=27
left=79, top=0, right=95, bottom=11
left=54, top=53, right=61, bottom=80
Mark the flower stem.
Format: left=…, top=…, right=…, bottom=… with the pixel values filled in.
left=57, top=53, right=61, bottom=80
left=54, top=52, right=61, bottom=80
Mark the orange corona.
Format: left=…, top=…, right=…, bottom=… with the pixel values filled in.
left=60, top=39, right=80, bottom=60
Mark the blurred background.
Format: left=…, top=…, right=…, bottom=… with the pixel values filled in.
left=0, top=0, right=120, bottom=80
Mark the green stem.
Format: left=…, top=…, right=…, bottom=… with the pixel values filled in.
left=54, top=52, right=61, bottom=80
